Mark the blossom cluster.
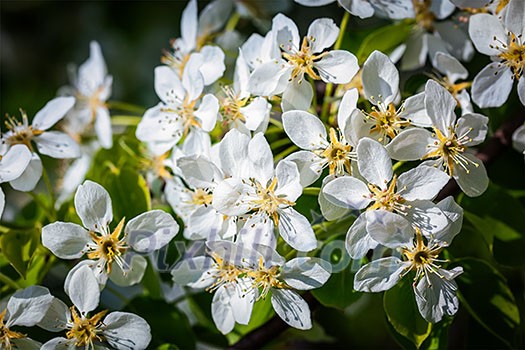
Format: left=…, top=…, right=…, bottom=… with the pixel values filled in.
left=1, top=0, right=524, bottom=348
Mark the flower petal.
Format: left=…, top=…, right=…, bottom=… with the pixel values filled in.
left=9, top=153, right=42, bottom=192
left=398, top=165, right=450, bottom=201
left=354, top=257, right=409, bottom=292
left=346, top=212, right=379, bottom=259
left=35, top=131, right=80, bottom=159
left=456, top=113, right=489, bottom=146
left=103, top=311, right=152, bottom=350
left=307, top=18, right=339, bottom=53
left=271, top=288, right=312, bottom=330
left=41, top=222, right=91, bottom=259
left=278, top=207, right=317, bottom=252
left=386, top=128, right=433, bottom=161
left=7, top=285, right=53, bottom=327
left=94, top=106, right=113, bottom=149
left=281, top=80, right=314, bottom=112
left=65, top=265, right=100, bottom=314
left=469, top=14, right=507, bottom=56
left=109, top=254, right=148, bottom=287
left=127, top=210, right=178, bottom=253
left=315, top=50, right=359, bottom=84
left=322, top=175, right=370, bottom=209
left=366, top=210, right=413, bottom=248
left=0, top=144, right=31, bottom=183
left=425, top=80, right=457, bottom=132
left=281, top=257, right=332, bottom=290
left=357, top=138, right=392, bottom=189
left=282, top=110, right=327, bottom=150
left=362, top=50, right=399, bottom=106
left=453, top=153, right=489, bottom=197
left=32, top=97, right=75, bottom=131
left=472, top=63, right=514, bottom=108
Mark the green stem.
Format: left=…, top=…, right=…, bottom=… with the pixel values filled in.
left=225, top=11, right=241, bottom=31
left=308, top=77, right=318, bottom=114
left=392, top=161, right=405, bottom=172
left=274, top=145, right=298, bottom=161
left=41, top=168, right=57, bottom=220
left=107, top=100, right=146, bottom=114
left=111, top=115, right=142, bottom=126
left=334, top=12, right=350, bottom=51
left=270, top=138, right=292, bottom=150
left=0, top=271, right=21, bottom=290
left=303, top=187, right=321, bottom=196
left=268, top=117, right=283, bottom=129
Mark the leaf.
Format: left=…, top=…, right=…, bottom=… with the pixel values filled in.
left=311, top=260, right=362, bottom=310
left=450, top=258, right=520, bottom=347
left=102, top=167, right=152, bottom=222
left=356, top=21, right=412, bottom=64
left=383, top=276, right=432, bottom=349
left=0, top=228, right=40, bottom=278
left=125, top=297, right=196, bottom=349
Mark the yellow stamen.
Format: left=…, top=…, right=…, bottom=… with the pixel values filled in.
left=66, top=306, right=107, bottom=347
left=0, top=309, right=27, bottom=350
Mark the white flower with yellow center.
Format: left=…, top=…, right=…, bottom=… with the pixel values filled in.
left=452, top=0, right=510, bottom=15
left=41, top=180, right=179, bottom=287
left=39, top=266, right=151, bottom=350
left=387, top=80, right=489, bottom=197
left=136, top=58, right=219, bottom=156
left=0, top=286, right=54, bottom=350
left=347, top=51, right=431, bottom=144
left=62, top=41, right=113, bottom=149
left=212, top=131, right=317, bottom=251
left=248, top=14, right=359, bottom=111
left=323, top=138, right=451, bottom=258
left=354, top=224, right=463, bottom=323
left=469, top=2, right=525, bottom=107
left=161, top=0, right=229, bottom=85
left=1, top=97, right=78, bottom=191
left=282, top=108, right=358, bottom=187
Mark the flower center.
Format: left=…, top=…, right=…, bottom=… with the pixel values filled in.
left=364, top=102, right=410, bottom=143
left=423, top=126, right=478, bottom=176
left=191, top=188, right=213, bottom=206
left=161, top=96, right=201, bottom=137
left=66, top=306, right=107, bottom=347
left=206, top=252, right=245, bottom=292
left=402, top=229, right=445, bottom=280
left=494, top=33, right=525, bottom=80
left=0, top=309, right=26, bottom=350
left=281, top=36, right=327, bottom=82
left=318, top=128, right=354, bottom=176
left=414, top=0, right=435, bottom=32
left=161, top=41, right=192, bottom=78
left=366, top=175, right=411, bottom=214
left=247, top=257, right=287, bottom=300
left=86, top=217, right=129, bottom=274
left=4, top=111, right=43, bottom=150
left=249, top=177, right=295, bottom=225
left=220, top=86, right=248, bottom=124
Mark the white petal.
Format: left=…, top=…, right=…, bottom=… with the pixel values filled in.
left=322, top=176, right=370, bottom=209
left=337, top=88, right=359, bottom=132
left=357, top=138, right=392, bottom=189
left=345, top=212, right=378, bottom=259
left=282, top=110, right=327, bottom=150
left=230, top=282, right=255, bottom=325
left=281, top=80, right=313, bottom=112
left=504, top=0, right=525, bottom=36
left=35, top=131, right=80, bottom=159
left=278, top=207, right=317, bottom=252
left=472, top=63, right=513, bottom=108
left=178, top=155, right=221, bottom=189
left=339, top=0, right=374, bottom=18
left=65, top=265, right=100, bottom=314
left=0, top=188, right=4, bottom=219
left=307, top=18, right=339, bottom=53
left=295, top=0, right=336, bottom=6
left=519, top=76, right=525, bottom=106
left=32, top=97, right=75, bottom=131
left=406, top=200, right=450, bottom=235
left=103, top=311, right=152, bottom=350
left=319, top=176, right=353, bottom=220
left=284, top=151, right=324, bottom=187
left=154, top=66, right=185, bottom=103
left=180, top=0, right=197, bottom=50
left=403, top=92, right=431, bottom=127
left=248, top=133, right=274, bottom=185
left=212, top=178, right=252, bottom=216
left=362, top=50, right=399, bottom=106
left=11, top=338, right=42, bottom=350
left=369, top=0, right=414, bottom=19
left=315, top=50, right=359, bottom=84
left=273, top=13, right=300, bottom=49
left=94, top=106, right=113, bottom=149
left=198, top=0, right=232, bottom=36
left=41, top=222, right=91, bottom=259
left=456, top=113, right=489, bottom=146
left=239, top=214, right=277, bottom=249
left=248, top=61, right=289, bottom=96
left=7, top=285, right=53, bottom=327
left=41, top=337, right=73, bottom=350
left=275, top=160, right=302, bottom=202
left=398, top=165, right=450, bottom=201
left=37, top=297, right=70, bottom=332
left=109, top=254, right=147, bottom=287
left=74, top=180, right=113, bottom=232
left=433, top=52, right=468, bottom=82
left=194, top=94, right=219, bottom=132
left=425, top=80, right=457, bottom=132
left=453, top=153, right=488, bottom=197
left=217, top=129, right=250, bottom=178
left=186, top=207, right=223, bottom=240
left=211, top=286, right=236, bottom=334
left=281, top=257, right=331, bottom=290
left=135, top=104, right=183, bottom=148
left=401, top=31, right=427, bottom=71
left=78, top=41, right=108, bottom=94
left=127, top=210, right=178, bottom=252
left=9, top=153, right=42, bottom=192
left=469, top=14, right=507, bottom=56
left=271, top=288, right=312, bottom=330
left=414, top=267, right=462, bottom=323
left=241, top=97, right=271, bottom=131
left=354, top=257, right=409, bottom=292
left=386, top=128, right=433, bottom=161
left=431, top=0, right=456, bottom=19
left=199, top=45, right=226, bottom=86
left=366, top=210, right=413, bottom=248
left=434, top=196, right=463, bottom=244
left=0, top=144, right=31, bottom=182
left=171, top=256, right=214, bottom=288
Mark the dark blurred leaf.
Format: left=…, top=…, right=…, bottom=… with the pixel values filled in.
left=156, top=344, right=180, bottom=350
left=384, top=277, right=432, bottom=349
left=356, top=21, right=412, bottom=64
left=450, top=258, right=520, bottom=347
left=312, top=262, right=362, bottom=310
left=125, top=296, right=195, bottom=349
left=0, top=228, right=40, bottom=278
left=141, top=257, right=162, bottom=299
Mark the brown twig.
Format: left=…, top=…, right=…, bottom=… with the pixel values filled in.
left=229, top=112, right=525, bottom=350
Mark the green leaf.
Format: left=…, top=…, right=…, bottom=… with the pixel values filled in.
left=356, top=21, right=413, bottom=64
left=450, top=258, right=520, bottom=347
left=311, top=263, right=362, bottom=310
left=125, top=297, right=195, bottom=349
left=141, top=257, right=162, bottom=299
left=465, top=211, right=521, bottom=242
left=156, top=345, right=180, bottom=350
left=384, top=277, right=432, bottom=349
left=0, top=228, right=40, bottom=278
left=102, top=167, right=151, bottom=221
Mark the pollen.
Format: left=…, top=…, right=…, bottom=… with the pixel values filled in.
left=281, top=36, right=328, bottom=82
left=4, top=110, right=43, bottom=150
left=220, top=85, right=248, bottom=124
left=249, top=177, right=295, bottom=225
left=86, top=217, right=129, bottom=274
left=0, top=309, right=27, bottom=350
left=494, top=33, right=525, bottom=80
left=366, top=175, right=411, bottom=214
left=402, top=228, right=445, bottom=281
left=191, top=188, right=213, bottom=206
left=66, top=306, right=107, bottom=347
left=318, top=128, right=353, bottom=176
left=363, top=102, right=410, bottom=142
left=247, top=256, right=288, bottom=300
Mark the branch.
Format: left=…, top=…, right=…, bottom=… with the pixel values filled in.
left=229, top=112, right=524, bottom=350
